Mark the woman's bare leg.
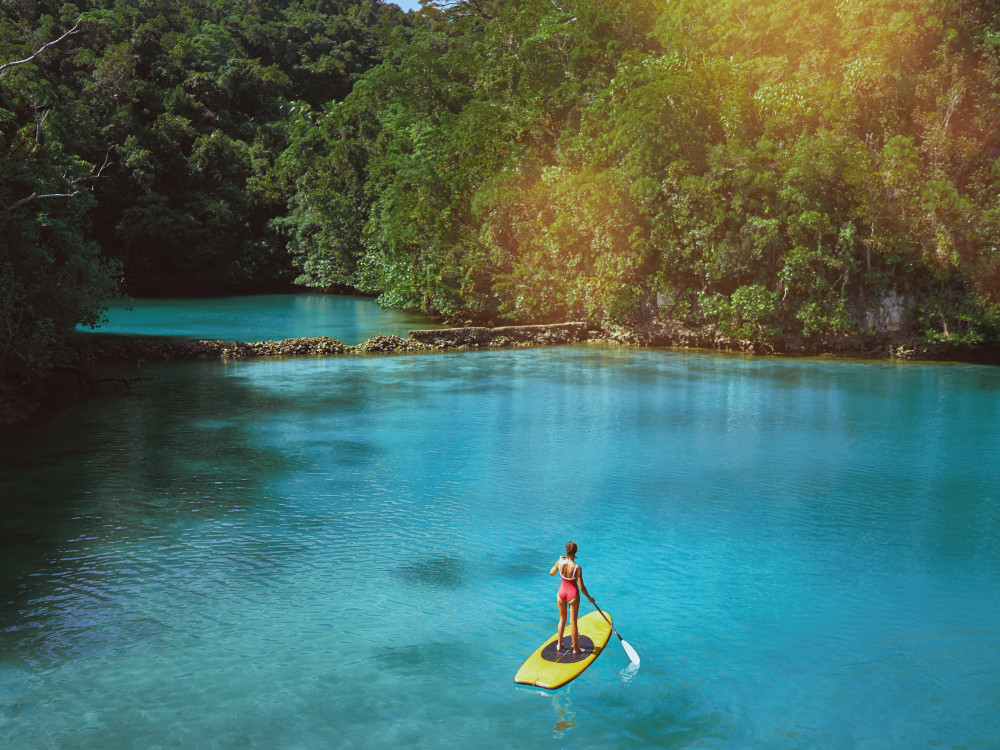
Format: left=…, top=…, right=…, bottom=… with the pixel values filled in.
left=556, top=597, right=568, bottom=651
left=569, top=597, right=583, bottom=653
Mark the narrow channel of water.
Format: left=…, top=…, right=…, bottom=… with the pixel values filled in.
left=81, top=293, right=443, bottom=344
left=5, top=300, right=1000, bottom=748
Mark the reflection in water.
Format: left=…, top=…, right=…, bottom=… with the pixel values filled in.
left=552, top=692, right=577, bottom=733
left=621, top=661, right=640, bottom=684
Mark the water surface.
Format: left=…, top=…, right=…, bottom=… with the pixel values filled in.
left=1, top=346, right=999, bottom=748
left=81, top=294, right=443, bottom=344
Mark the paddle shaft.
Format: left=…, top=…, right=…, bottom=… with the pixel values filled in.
left=587, top=596, right=626, bottom=645
left=588, top=597, right=640, bottom=665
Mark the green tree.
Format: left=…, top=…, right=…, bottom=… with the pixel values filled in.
left=1, top=17, right=120, bottom=393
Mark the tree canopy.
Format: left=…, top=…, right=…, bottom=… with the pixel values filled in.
left=277, top=0, right=1000, bottom=346
left=5, top=0, right=1000, bottom=400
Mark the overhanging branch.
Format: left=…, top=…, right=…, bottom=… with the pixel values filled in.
left=0, top=22, right=80, bottom=77
left=7, top=190, right=85, bottom=211
left=6, top=150, right=114, bottom=212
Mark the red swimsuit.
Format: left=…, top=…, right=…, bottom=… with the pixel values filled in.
left=557, top=563, right=579, bottom=602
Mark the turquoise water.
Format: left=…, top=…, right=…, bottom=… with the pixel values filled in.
left=81, top=294, right=442, bottom=344
left=2, top=333, right=1000, bottom=747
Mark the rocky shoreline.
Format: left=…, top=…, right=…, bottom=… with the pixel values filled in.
left=64, top=319, right=1000, bottom=365
left=64, top=322, right=594, bottom=364
left=600, top=322, right=1000, bottom=363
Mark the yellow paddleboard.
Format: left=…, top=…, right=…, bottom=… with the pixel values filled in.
left=513, top=610, right=612, bottom=690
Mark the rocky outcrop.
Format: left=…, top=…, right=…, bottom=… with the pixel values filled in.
left=861, top=292, right=909, bottom=333
left=408, top=322, right=590, bottom=348
left=601, top=322, right=723, bottom=350
left=217, top=337, right=355, bottom=358
left=353, top=335, right=428, bottom=353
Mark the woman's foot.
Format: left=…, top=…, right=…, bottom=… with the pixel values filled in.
left=573, top=647, right=585, bottom=655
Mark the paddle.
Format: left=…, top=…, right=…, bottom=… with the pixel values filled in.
left=586, top=595, right=640, bottom=666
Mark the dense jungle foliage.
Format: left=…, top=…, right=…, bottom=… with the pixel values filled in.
left=4, top=0, right=1000, bottom=397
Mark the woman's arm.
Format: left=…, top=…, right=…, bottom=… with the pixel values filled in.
left=576, top=566, right=591, bottom=600
left=549, top=555, right=565, bottom=576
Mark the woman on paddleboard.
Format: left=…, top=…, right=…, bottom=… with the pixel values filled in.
left=549, top=541, right=592, bottom=655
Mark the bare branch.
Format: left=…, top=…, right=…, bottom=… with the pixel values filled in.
left=7, top=190, right=85, bottom=211
left=93, top=150, right=114, bottom=178
left=430, top=1, right=495, bottom=20
left=33, top=105, right=50, bottom=153
left=7, top=150, right=114, bottom=212
left=1, top=21, right=112, bottom=215
left=0, top=22, right=80, bottom=77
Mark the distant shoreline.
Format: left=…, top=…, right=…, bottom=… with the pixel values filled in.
left=4, top=321, right=997, bottom=428
left=67, top=320, right=1000, bottom=365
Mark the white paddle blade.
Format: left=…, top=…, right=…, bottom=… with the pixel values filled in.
left=622, top=639, right=640, bottom=666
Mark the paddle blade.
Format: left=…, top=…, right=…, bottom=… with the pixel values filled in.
left=622, top=639, right=640, bottom=666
